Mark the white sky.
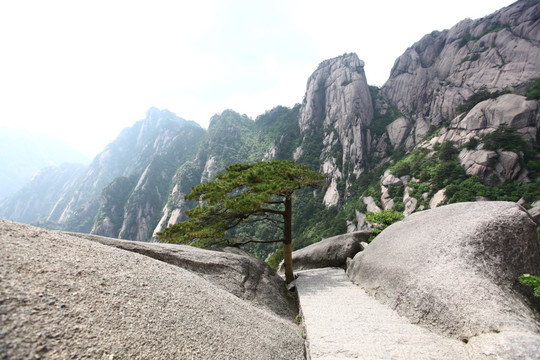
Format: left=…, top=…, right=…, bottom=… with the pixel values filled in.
left=0, top=0, right=516, bottom=159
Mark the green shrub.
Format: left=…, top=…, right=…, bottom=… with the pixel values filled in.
left=445, top=176, right=540, bottom=205
left=519, top=274, right=540, bottom=297
left=437, top=141, right=459, bottom=161
left=388, top=185, right=404, bottom=198
left=526, top=78, right=540, bottom=101
left=431, top=160, right=466, bottom=188
left=526, top=158, right=540, bottom=180
left=459, top=33, right=472, bottom=48
left=482, top=124, right=529, bottom=153
left=459, top=138, right=479, bottom=150
left=392, top=160, right=411, bottom=178
left=392, top=201, right=405, bottom=213
left=266, top=248, right=284, bottom=271
left=470, top=53, right=480, bottom=61
left=365, top=210, right=405, bottom=241
left=457, top=86, right=511, bottom=114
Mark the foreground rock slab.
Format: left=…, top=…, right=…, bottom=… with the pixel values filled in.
left=296, top=268, right=467, bottom=359
left=0, top=219, right=304, bottom=359
left=72, top=233, right=297, bottom=321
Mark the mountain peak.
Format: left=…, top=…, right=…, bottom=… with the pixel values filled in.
left=144, top=107, right=200, bottom=128
left=316, top=53, right=364, bottom=72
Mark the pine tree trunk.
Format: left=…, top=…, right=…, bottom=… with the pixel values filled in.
left=283, top=196, right=294, bottom=284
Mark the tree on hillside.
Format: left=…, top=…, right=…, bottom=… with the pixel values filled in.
left=157, top=160, right=327, bottom=283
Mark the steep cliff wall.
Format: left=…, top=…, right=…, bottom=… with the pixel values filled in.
left=295, top=53, right=373, bottom=206
left=92, top=125, right=204, bottom=241
left=382, top=0, right=540, bottom=129
left=152, top=109, right=280, bottom=238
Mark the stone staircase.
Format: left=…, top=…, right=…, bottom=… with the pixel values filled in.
left=295, top=268, right=467, bottom=359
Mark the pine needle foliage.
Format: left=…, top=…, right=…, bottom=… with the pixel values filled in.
left=157, top=160, right=326, bottom=283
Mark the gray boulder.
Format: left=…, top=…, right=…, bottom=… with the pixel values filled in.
left=0, top=219, right=304, bottom=359
left=362, top=196, right=381, bottom=213
left=381, top=172, right=403, bottom=187
left=71, top=233, right=297, bottom=322
left=279, top=231, right=370, bottom=274
left=347, top=202, right=540, bottom=349
left=386, top=117, right=413, bottom=150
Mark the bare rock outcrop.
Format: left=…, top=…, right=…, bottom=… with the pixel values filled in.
left=433, top=94, right=540, bottom=147
left=296, top=53, right=373, bottom=206
left=382, top=0, right=540, bottom=125
left=458, top=148, right=527, bottom=184
left=362, top=196, right=381, bottom=213
left=386, top=117, right=413, bottom=150
left=347, top=202, right=540, bottom=357
left=0, top=219, right=304, bottom=359
left=73, top=233, right=298, bottom=322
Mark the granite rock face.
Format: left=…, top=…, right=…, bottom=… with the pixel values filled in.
left=296, top=53, right=374, bottom=206
left=347, top=202, right=540, bottom=348
left=382, top=0, right=540, bottom=124
left=0, top=219, right=304, bottom=359
left=74, top=233, right=298, bottom=321
left=434, top=94, right=540, bottom=147
left=424, top=93, right=540, bottom=184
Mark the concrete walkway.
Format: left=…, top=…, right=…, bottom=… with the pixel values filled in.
left=295, top=268, right=467, bottom=359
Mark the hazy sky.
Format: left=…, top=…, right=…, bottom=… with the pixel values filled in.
left=0, top=0, right=516, bottom=159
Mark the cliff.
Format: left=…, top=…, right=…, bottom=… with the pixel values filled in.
left=381, top=0, right=540, bottom=144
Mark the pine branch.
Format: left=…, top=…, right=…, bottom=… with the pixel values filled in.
left=245, top=215, right=284, bottom=230
left=257, top=207, right=286, bottom=216
left=229, top=238, right=284, bottom=247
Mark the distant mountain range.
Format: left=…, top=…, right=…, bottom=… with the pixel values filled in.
left=0, top=128, right=89, bottom=199
left=1, top=0, right=539, bottom=258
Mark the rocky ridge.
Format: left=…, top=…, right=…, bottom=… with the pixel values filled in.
left=382, top=0, right=540, bottom=126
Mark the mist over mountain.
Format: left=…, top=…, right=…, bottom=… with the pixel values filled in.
left=1, top=0, right=539, bottom=259
left=0, top=128, right=89, bottom=199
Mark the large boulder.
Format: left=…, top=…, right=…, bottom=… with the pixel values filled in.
left=0, top=219, right=304, bottom=359
left=72, top=233, right=297, bottom=322
left=347, top=202, right=540, bottom=353
left=279, top=231, right=370, bottom=274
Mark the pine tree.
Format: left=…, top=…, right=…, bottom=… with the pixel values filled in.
left=157, top=160, right=326, bottom=283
